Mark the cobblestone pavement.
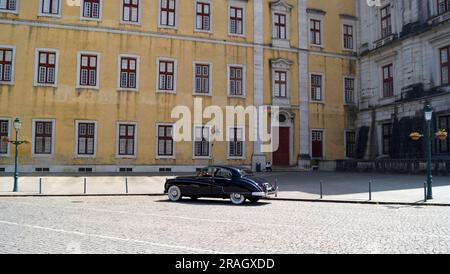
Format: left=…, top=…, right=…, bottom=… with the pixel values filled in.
left=1, top=196, right=450, bottom=254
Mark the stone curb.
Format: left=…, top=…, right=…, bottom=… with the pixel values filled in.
left=0, top=193, right=449, bottom=207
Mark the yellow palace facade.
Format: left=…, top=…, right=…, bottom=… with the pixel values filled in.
left=0, top=0, right=357, bottom=173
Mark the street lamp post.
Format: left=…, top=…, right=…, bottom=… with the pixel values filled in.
left=424, top=105, right=433, bottom=200
left=12, top=118, right=22, bottom=192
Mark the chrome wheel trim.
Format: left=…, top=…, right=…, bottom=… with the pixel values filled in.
left=230, top=193, right=245, bottom=205
left=168, top=186, right=181, bottom=201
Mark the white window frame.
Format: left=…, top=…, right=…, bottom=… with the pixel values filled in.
left=155, top=123, right=176, bottom=159
left=343, top=76, right=356, bottom=105
left=156, top=57, right=177, bottom=94
left=115, top=121, right=138, bottom=159
left=192, top=61, right=213, bottom=96
left=74, top=120, right=98, bottom=159
left=34, top=48, right=59, bottom=88
left=228, top=0, right=246, bottom=37
left=80, top=0, right=103, bottom=21
left=0, top=45, right=16, bottom=85
left=271, top=58, right=293, bottom=104
left=76, top=51, right=101, bottom=90
left=0, top=0, right=19, bottom=14
left=308, top=13, right=324, bottom=48
left=192, top=124, right=212, bottom=159
left=194, top=0, right=213, bottom=33
left=31, top=118, right=56, bottom=157
left=310, top=72, right=326, bottom=103
left=227, top=126, right=245, bottom=160
left=117, top=54, right=140, bottom=92
left=38, top=0, right=62, bottom=17
left=270, top=0, right=292, bottom=48
left=120, top=0, right=142, bottom=25
left=227, top=64, right=246, bottom=98
left=158, top=0, right=179, bottom=29
left=341, top=19, right=356, bottom=52
left=310, top=128, right=325, bottom=160
left=0, top=118, right=11, bottom=157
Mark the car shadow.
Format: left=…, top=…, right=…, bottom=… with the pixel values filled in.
left=155, top=198, right=271, bottom=207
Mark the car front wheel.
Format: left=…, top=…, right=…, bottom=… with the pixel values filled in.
left=230, top=193, right=246, bottom=205
left=168, top=185, right=182, bottom=202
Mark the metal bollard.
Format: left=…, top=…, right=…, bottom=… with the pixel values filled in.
left=125, top=178, right=129, bottom=194
left=424, top=182, right=427, bottom=202
left=84, top=178, right=87, bottom=194
left=274, top=178, right=278, bottom=198
left=39, top=178, right=42, bottom=195
left=320, top=181, right=323, bottom=199
left=369, top=180, right=372, bottom=201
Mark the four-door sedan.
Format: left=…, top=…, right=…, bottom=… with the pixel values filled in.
left=164, top=166, right=278, bottom=205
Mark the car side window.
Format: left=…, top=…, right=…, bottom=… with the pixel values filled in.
left=198, top=167, right=215, bottom=177
left=215, top=168, right=233, bottom=179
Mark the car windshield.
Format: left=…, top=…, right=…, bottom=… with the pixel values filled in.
left=239, top=169, right=254, bottom=177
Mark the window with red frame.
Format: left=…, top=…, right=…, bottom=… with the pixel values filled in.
left=343, top=24, right=354, bottom=50
left=0, top=48, right=13, bottom=82
left=229, top=66, right=243, bottom=96
left=120, top=57, right=137, bottom=89
left=79, top=54, right=98, bottom=87
left=230, top=7, right=243, bottom=35
left=34, top=121, right=53, bottom=155
left=0, top=120, right=8, bottom=154
left=274, top=13, right=287, bottom=39
left=77, top=123, right=95, bottom=155
left=311, top=74, right=323, bottom=101
left=0, top=0, right=17, bottom=11
left=37, top=51, right=56, bottom=85
left=310, top=19, right=322, bottom=45
left=380, top=5, right=392, bottom=38
left=382, top=64, right=394, bottom=97
left=229, top=127, right=243, bottom=158
left=437, top=0, right=449, bottom=14
left=441, top=46, right=449, bottom=85
left=41, top=0, right=60, bottom=15
left=274, top=71, right=287, bottom=98
left=122, top=0, right=139, bottom=23
left=158, top=125, right=173, bottom=157
left=159, top=60, right=175, bottom=91
left=160, top=0, right=176, bottom=27
left=194, top=126, right=210, bottom=157
left=118, top=124, right=136, bottom=156
left=195, top=2, right=210, bottom=31
left=83, top=0, right=100, bottom=19
left=195, top=64, right=210, bottom=94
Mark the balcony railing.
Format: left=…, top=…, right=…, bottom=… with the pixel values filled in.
left=373, top=33, right=397, bottom=49
left=399, top=84, right=447, bottom=101
left=428, top=11, right=450, bottom=25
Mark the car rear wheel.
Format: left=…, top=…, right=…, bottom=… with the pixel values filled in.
left=168, top=185, right=182, bottom=202
left=230, top=193, right=246, bottom=205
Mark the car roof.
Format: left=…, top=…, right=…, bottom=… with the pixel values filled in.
left=206, top=165, right=247, bottom=172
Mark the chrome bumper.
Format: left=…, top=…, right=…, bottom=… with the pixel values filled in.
left=251, top=186, right=279, bottom=197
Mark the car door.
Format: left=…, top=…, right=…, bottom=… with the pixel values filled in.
left=187, top=167, right=214, bottom=196
left=211, top=168, right=233, bottom=196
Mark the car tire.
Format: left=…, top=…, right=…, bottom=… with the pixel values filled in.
left=168, top=185, right=182, bottom=202
left=248, top=198, right=260, bottom=204
left=230, top=193, right=246, bottom=205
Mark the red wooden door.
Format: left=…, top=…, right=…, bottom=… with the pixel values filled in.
left=312, top=130, right=323, bottom=158
left=273, top=127, right=290, bottom=166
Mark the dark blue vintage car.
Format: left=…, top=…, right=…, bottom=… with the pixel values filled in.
left=164, top=166, right=278, bottom=205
